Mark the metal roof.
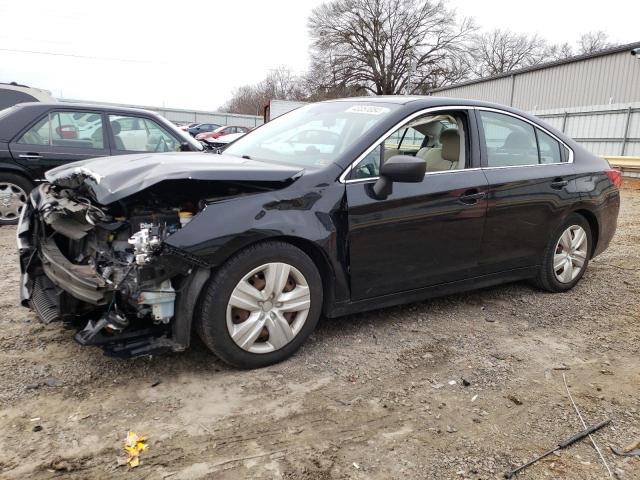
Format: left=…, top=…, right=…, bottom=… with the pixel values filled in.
left=429, top=41, right=640, bottom=94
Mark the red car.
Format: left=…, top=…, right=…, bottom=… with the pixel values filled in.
left=195, top=125, right=250, bottom=141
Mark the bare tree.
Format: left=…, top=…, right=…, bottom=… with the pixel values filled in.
left=470, top=29, right=550, bottom=76
left=577, top=31, right=611, bottom=54
left=308, top=0, right=475, bottom=96
left=220, top=67, right=306, bottom=115
left=546, top=42, right=574, bottom=61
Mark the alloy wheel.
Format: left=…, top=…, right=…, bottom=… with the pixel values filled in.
left=226, top=262, right=311, bottom=353
left=553, top=225, right=588, bottom=283
left=0, top=182, right=27, bottom=222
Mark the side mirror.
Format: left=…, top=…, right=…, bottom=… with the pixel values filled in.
left=179, top=141, right=192, bottom=152
left=372, top=155, right=426, bottom=199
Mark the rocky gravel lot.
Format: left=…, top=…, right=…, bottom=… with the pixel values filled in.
left=0, top=185, right=638, bottom=480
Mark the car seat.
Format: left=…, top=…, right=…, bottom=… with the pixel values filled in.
left=417, top=129, right=460, bottom=171
left=110, top=121, right=125, bottom=150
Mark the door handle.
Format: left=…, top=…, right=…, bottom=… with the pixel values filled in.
left=18, top=153, right=42, bottom=160
left=551, top=178, right=568, bottom=189
left=459, top=189, right=486, bottom=205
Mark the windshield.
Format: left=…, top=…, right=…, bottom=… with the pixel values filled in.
left=224, top=101, right=400, bottom=167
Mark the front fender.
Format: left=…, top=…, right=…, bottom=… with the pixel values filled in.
left=167, top=178, right=343, bottom=252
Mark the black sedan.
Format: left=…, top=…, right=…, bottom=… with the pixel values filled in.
left=0, top=102, right=203, bottom=224
left=17, top=97, right=620, bottom=368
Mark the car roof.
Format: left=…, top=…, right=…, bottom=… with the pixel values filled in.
left=11, top=101, right=160, bottom=116
left=324, top=95, right=519, bottom=110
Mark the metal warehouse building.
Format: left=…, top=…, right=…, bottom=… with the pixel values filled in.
left=430, top=42, right=640, bottom=160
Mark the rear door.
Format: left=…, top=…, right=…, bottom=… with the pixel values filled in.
left=346, top=107, right=489, bottom=300
left=9, top=109, right=109, bottom=178
left=476, top=108, right=579, bottom=274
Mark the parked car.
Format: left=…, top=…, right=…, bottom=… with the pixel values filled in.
left=18, top=97, right=620, bottom=369
left=202, top=131, right=246, bottom=151
left=195, top=125, right=250, bottom=141
left=0, top=82, right=55, bottom=110
left=179, top=122, right=199, bottom=132
left=0, top=102, right=203, bottom=224
left=187, top=123, right=221, bottom=137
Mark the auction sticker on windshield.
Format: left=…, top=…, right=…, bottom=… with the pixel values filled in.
left=345, top=105, right=390, bottom=115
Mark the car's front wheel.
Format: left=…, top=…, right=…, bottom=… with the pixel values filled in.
left=534, top=213, right=592, bottom=292
left=196, top=241, right=323, bottom=368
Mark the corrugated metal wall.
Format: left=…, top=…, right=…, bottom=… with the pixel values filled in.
left=434, top=75, right=513, bottom=106
left=431, top=47, right=640, bottom=156
left=532, top=103, right=640, bottom=156
left=150, top=107, right=263, bottom=128
left=60, top=98, right=264, bottom=128
left=432, top=49, right=640, bottom=110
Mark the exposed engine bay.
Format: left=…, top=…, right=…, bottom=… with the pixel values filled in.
left=18, top=178, right=280, bottom=357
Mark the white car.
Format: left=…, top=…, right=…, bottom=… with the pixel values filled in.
left=203, top=132, right=246, bottom=151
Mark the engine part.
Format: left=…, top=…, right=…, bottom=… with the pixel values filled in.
left=179, top=211, right=193, bottom=226
left=138, top=279, right=176, bottom=323
left=128, top=227, right=163, bottom=265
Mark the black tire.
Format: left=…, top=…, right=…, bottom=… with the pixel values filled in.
left=533, top=213, right=592, bottom=292
left=0, top=173, right=34, bottom=226
left=196, top=241, right=323, bottom=369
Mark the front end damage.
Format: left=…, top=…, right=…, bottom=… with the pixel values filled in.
left=17, top=181, right=217, bottom=357
left=17, top=153, right=306, bottom=357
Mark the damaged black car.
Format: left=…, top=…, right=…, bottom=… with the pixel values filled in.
left=18, top=97, right=620, bottom=368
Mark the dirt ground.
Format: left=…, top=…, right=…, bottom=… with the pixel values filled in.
left=0, top=186, right=639, bottom=480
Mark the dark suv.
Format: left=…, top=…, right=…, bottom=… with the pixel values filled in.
left=0, top=102, right=203, bottom=224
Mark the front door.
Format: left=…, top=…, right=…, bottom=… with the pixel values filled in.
left=346, top=108, right=488, bottom=300
left=107, top=114, right=183, bottom=154
left=9, top=110, right=109, bottom=179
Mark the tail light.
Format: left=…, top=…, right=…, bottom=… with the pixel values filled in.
left=605, top=169, right=622, bottom=188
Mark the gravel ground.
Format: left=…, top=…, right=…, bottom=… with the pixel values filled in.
left=0, top=185, right=638, bottom=480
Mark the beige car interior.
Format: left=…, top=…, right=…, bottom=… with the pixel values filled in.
left=382, top=114, right=465, bottom=172
left=416, top=128, right=461, bottom=171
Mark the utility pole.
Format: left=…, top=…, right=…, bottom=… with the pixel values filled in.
left=405, top=51, right=415, bottom=95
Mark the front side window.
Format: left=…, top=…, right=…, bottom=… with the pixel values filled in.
left=224, top=102, right=400, bottom=168
left=109, top=115, right=180, bottom=152
left=17, top=111, right=105, bottom=149
left=349, top=110, right=469, bottom=180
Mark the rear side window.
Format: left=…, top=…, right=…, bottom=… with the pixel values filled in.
left=537, top=129, right=563, bottom=164
left=479, top=111, right=538, bottom=167
left=479, top=111, right=568, bottom=166
left=17, top=111, right=105, bottom=149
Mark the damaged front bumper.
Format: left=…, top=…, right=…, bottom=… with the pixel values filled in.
left=18, top=184, right=210, bottom=357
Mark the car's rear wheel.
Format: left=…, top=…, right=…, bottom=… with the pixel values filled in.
left=0, top=173, right=33, bottom=225
left=534, top=213, right=592, bottom=292
left=196, top=241, right=323, bottom=368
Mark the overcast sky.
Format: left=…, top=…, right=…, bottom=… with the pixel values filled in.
left=0, top=0, right=637, bottom=112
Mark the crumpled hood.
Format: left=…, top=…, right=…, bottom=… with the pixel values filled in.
left=45, top=152, right=304, bottom=204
